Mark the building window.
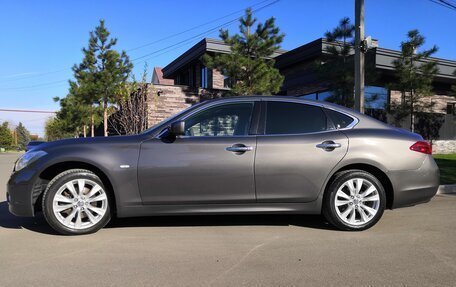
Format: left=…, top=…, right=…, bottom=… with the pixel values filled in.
left=201, top=66, right=208, bottom=89
left=447, top=103, right=455, bottom=115
left=300, top=91, right=332, bottom=101
left=224, top=75, right=232, bottom=88
left=365, top=86, right=388, bottom=109
left=176, top=71, right=189, bottom=86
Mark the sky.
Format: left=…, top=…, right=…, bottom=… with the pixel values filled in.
left=0, top=0, right=455, bottom=137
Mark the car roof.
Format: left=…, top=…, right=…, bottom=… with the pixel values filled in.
left=203, top=96, right=391, bottom=130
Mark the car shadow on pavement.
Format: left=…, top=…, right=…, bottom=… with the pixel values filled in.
left=0, top=201, right=59, bottom=235
left=107, top=214, right=336, bottom=231
left=0, top=200, right=336, bottom=234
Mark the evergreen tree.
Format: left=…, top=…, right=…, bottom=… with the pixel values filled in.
left=55, top=94, right=88, bottom=137
left=45, top=118, right=74, bottom=141
left=390, top=30, right=439, bottom=132
left=319, top=17, right=355, bottom=107
left=204, top=8, right=284, bottom=95
left=71, top=20, right=132, bottom=136
left=0, top=122, right=13, bottom=147
left=15, top=122, right=31, bottom=150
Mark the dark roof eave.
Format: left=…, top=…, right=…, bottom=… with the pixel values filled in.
left=162, top=38, right=287, bottom=78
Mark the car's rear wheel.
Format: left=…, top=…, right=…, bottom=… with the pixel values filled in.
left=323, top=170, right=386, bottom=231
left=42, top=169, right=111, bottom=235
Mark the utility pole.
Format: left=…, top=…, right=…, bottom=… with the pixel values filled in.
left=354, top=0, right=365, bottom=113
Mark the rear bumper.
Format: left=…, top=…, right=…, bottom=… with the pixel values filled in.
left=388, top=155, right=440, bottom=209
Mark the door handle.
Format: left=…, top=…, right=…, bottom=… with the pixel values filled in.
left=226, top=145, right=253, bottom=153
left=316, top=141, right=341, bottom=151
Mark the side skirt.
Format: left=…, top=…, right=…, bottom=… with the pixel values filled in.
left=117, top=201, right=322, bottom=218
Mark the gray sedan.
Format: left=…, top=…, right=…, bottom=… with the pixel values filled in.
left=7, top=96, right=439, bottom=235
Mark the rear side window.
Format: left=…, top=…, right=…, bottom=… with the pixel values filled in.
left=265, top=102, right=328, bottom=135
left=325, top=109, right=355, bottom=129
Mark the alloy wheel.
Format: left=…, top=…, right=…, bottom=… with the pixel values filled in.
left=52, top=178, right=108, bottom=230
left=334, top=178, right=380, bottom=226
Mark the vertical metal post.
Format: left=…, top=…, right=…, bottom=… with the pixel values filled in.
left=355, top=0, right=365, bottom=113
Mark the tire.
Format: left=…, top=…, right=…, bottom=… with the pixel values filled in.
left=42, top=169, right=111, bottom=235
left=323, top=170, right=386, bottom=231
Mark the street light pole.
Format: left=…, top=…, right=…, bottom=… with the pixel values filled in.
left=354, top=0, right=365, bottom=113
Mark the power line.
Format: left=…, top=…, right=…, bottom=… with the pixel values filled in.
left=429, top=0, right=456, bottom=11
left=0, top=79, right=67, bottom=91
left=0, top=109, right=56, bottom=114
left=126, top=0, right=273, bottom=53
left=0, top=68, right=69, bottom=84
left=0, top=0, right=278, bottom=84
left=132, top=0, right=280, bottom=62
left=0, top=0, right=280, bottom=91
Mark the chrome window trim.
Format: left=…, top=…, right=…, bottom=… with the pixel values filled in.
left=168, top=100, right=256, bottom=139
left=154, top=97, right=360, bottom=139
left=261, top=99, right=359, bottom=136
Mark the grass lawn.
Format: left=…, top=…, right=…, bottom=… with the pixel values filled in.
left=434, top=154, right=456, bottom=185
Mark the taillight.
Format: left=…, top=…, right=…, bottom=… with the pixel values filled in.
left=410, top=141, right=432, bottom=154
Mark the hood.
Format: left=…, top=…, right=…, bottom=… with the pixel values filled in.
left=35, top=134, right=146, bottom=152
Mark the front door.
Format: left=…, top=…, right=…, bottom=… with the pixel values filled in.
left=138, top=101, right=257, bottom=204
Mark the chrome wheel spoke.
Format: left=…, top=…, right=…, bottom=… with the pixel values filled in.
left=349, top=208, right=356, bottom=223
left=363, top=194, right=380, bottom=202
left=355, top=179, right=363, bottom=195
left=88, top=193, right=107, bottom=203
left=87, top=205, right=105, bottom=216
left=347, top=180, right=356, bottom=196
left=66, top=182, right=78, bottom=198
left=335, top=199, right=350, bottom=207
left=55, top=194, right=73, bottom=204
left=337, top=191, right=351, bottom=200
left=360, top=204, right=377, bottom=216
left=54, top=204, right=73, bottom=212
left=86, top=185, right=102, bottom=198
left=359, top=206, right=370, bottom=222
left=75, top=209, right=82, bottom=229
left=63, top=208, right=78, bottom=225
left=362, top=186, right=376, bottom=198
left=77, top=179, right=86, bottom=195
left=85, top=209, right=97, bottom=224
left=340, top=205, right=353, bottom=220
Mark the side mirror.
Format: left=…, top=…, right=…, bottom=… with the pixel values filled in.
left=170, top=120, right=185, bottom=136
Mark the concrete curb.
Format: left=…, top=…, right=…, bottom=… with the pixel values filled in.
left=437, top=184, right=456, bottom=195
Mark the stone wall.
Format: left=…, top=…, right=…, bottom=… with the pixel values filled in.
left=146, top=83, right=230, bottom=127
left=432, top=140, right=456, bottom=154
left=390, top=90, right=454, bottom=114
left=212, top=69, right=226, bottom=89
left=147, top=84, right=198, bottom=126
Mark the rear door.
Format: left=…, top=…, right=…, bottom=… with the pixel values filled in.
left=255, top=100, right=349, bottom=202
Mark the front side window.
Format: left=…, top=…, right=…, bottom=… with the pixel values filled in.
left=184, top=103, right=254, bottom=137
left=265, top=102, right=328, bottom=135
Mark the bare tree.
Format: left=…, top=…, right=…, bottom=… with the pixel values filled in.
left=109, top=70, right=149, bottom=135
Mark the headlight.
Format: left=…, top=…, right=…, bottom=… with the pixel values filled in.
left=14, top=150, right=47, bottom=172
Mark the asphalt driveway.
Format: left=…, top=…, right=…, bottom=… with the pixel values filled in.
left=0, top=153, right=455, bottom=286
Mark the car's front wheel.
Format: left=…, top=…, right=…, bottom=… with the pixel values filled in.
left=323, top=170, right=386, bottom=231
left=42, top=169, right=111, bottom=235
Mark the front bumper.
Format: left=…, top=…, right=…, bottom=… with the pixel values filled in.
left=7, top=168, right=44, bottom=217
left=388, top=155, right=440, bottom=209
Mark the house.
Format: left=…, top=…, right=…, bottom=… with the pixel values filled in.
left=146, top=37, right=456, bottom=141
